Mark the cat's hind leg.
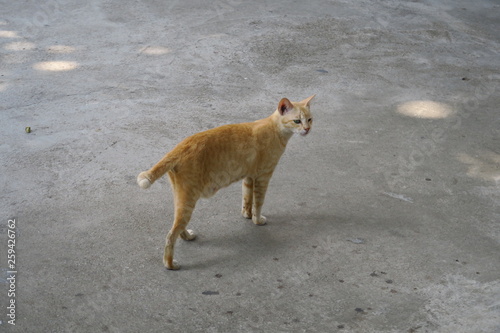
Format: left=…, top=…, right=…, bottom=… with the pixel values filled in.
left=164, top=193, right=197, bottom=270
left=241, top=177, right=253, bottom=219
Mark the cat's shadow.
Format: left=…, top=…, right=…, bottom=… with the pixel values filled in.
left=184, top=212, right=344, bottom=270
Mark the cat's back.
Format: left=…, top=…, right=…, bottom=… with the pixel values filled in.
left=183, top=121, right=255, bottom=149
left=168, top=121, right=262, bottom=163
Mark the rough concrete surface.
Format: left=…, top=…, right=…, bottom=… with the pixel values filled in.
left=1, top=0, right=499, bottom=332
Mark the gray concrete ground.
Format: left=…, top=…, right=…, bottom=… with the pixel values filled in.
left=1, top=0, right=499, bottom=332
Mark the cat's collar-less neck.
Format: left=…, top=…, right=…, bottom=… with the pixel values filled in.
left=269, top=112, right=293, bottom=147
left=278, top=128, right=293, bottom=147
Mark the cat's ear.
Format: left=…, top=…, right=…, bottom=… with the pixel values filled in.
left=278, top=98, right=294, bottom=115
left=300, top=94, right=316, bottom=107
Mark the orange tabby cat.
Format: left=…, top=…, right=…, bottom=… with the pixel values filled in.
left=137, top=95, right=315, bottom=270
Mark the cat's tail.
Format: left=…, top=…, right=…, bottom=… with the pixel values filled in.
left=137, top=171, right=153, bottom=189
left=137, top=153, right=178, bottom=189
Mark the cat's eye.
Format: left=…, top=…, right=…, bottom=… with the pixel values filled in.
left=293, top=119, right=301, bottom=124
left=308, top=118, right=312, bottom=123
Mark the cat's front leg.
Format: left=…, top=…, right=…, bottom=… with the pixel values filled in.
left=252, top=176, right=270, bottom=225
left=241, top=177, right=253, bottom=219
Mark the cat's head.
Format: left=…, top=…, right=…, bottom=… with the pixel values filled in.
left=277, top=95, right=315, bottom=136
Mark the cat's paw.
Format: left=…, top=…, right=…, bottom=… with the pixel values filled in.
left=242, top=208, right=252, bottom=219
left=137, top=172, right=152, bottom=189
left=180, top=229, right=196, bottom=241
left=165, top=260, right=181, bottom=270
left=252, top=215, right=267, bottom=225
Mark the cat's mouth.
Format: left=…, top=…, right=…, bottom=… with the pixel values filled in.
left=300, top=129, right=310, bottom=136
